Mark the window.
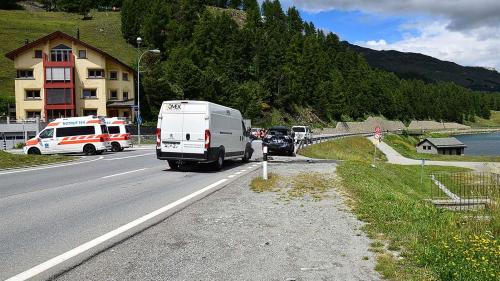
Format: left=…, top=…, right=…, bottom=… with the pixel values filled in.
left=83, top=109, right=97, bottom=116
left=50, top=44, right=72, bottom=62
left=39, top=128, right=54, bottom=139
left=16, top=69, right=34, bottom=79
left=25, top=89, right=41, bottom=100
left=34, top=50, right=42, bottom=58
left=26, top=111, right=41, bottom=118
left=108, top=126, right=120, bottom=134
left=123, top=111, right=130, bottom=118
left=109, top=71, right=118, bottom=80
left=78, top=50, right=87, bottom=59
left=88, top=69, right=105, bottom=78
left=122, top=91, right=129, bottom=100
left=46, top=89, right=71, bottom=105
left=56, top=126, right=95, bottom=137
left=46, top=67, right=71, bottom=82
left=122, top=72, right=129, bottom=81
left=82, top=89, right=97, bottom=99
left=110, top=90, right=118, bottom=100
left=100, top=125, right=108, bottom=134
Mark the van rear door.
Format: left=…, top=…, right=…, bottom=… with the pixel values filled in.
left=160, top=112, right=184, bottom=155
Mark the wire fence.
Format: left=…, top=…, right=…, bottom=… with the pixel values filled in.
left=430, top=172, right=500, bottom=216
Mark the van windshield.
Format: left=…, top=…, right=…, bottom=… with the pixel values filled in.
left=292, top=127, right=305, bottom=132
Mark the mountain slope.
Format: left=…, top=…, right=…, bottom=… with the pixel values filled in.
left=349, top=44, right=500, bottom=92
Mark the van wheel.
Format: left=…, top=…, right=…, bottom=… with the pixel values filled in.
left=28, top=147, right=41, bottom=155
left=168, top=160, right=179, bottom=170
left=213, top=151, right=224, bottom=171
left=83, top=144, right=97, bottom=155
left=111, top=142, right=121, bottom=152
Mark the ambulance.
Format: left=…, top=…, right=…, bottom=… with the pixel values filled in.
left=105, top=117, right=131, bottom=152
left=24, top=116, right=111, bottom=155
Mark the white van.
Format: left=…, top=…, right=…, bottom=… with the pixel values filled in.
left=156, top=100, right=253, bottom=170
left=105, top=117, right=131, bottom=152
left=292, top=126, right=312, bottom=144
left=24, top=116, right=111, bottom=155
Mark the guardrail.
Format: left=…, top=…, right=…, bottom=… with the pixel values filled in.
left=295, top=132, right=374, bottom=150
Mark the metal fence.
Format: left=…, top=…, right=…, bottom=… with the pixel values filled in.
left=430, top=172, right=500, bottom=214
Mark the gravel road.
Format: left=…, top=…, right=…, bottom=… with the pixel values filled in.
left=54, top=162, right=380, bottom=281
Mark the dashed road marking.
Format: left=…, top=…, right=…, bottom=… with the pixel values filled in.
left=104, top=153, right=155, bottom=161
left=101, top=168, right=148, bottom=179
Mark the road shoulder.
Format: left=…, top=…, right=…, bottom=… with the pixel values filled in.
left=54, top=162, right=380, bottom=281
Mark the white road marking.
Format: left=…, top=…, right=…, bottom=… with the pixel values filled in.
left=0, top=156, right=104, bottom=176
left=103, top=153, right=155, bottom=161
left=101, top=168, right=147, bottom=179
left=228, top=175, right=236, bottom=178
left=235, top=172, right=242, bottom=175
left=5, top=178, right=228, bottom=281
left=240, top=169, right=247, bottom=172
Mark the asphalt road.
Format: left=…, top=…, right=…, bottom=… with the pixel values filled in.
left=0, top=142, right=263, bottom=280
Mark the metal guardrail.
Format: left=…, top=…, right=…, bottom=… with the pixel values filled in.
left=295, top=132, right=374, bottom=150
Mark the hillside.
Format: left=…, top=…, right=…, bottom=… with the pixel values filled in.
left=349, top=44, right=500, bottom=92
left=0, top=10, right=137, bottom=99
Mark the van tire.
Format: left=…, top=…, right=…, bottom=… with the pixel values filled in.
left=83, top=144, right=97, bottom=155
left=111, top=142, right=121, bottom=152
left=28, top=147, right=41, bottom=155
left=168, top=160, right=179, bottom=170
left=213, top=150, right=224, bottom=171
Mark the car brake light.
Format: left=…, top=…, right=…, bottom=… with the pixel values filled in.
left=205, top=129, right=211, bottom=150
left=156, top=128, right=161, bottom=147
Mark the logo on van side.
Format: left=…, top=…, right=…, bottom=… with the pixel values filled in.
left=167, top=104, right=181, bottom=110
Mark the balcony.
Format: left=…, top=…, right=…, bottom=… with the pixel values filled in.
left=42, top=51, right=74, bottom=68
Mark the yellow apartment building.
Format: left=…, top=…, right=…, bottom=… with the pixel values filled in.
left=5, top=31, right=135, bottom=121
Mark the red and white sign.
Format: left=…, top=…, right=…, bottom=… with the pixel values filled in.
left=374, top=126, right=382, bottom=140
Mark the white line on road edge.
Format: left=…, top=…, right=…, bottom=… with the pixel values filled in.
left=235, top=172, right=242, bottom=175
left=103, top=153, right=155, bottom=161
left=0, top=156, right=104, bottom=176
left=5, top=178, right=228, bottom=281
left=228, top=175, right=235, bottom=178
left=101, top=168, right=148, bottom=179
left=240, top=169, right=247, bottom=172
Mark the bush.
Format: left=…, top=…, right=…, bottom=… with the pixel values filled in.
left=15, top=142, right=25, bottom=149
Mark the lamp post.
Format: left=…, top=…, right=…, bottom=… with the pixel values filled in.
left=136, top=36, right=160, bottom=146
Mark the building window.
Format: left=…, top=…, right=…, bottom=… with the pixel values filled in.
left=34, top=50, right=43, bottom=58
left=46, top=67, right=71, bottom=82
left=88, top=69, right=105, bottom=78
left=109, top=71, right=118, bottom=80
left=50, top=44, right=72, bottom=62
left=25, top=89, right=41, bottom=100
left=26, top=111, right=41, bottom=119
left=82, top=89, right=97, bottom=99
left=16, top=69, right=34, bottom=79
left=122, top=72, right=129, bottom=81
left=78, top=50, right=87, bottom=59
left=46, top=88, right=71, bottom=105
left=110, top=90, right=118, bottom=100
left=83, top=109, right=97, bottom=116
left=123, top=91, right=129, bottom=100
left=123, top=111, right=129, bottom=118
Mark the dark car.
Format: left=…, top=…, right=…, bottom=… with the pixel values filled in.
left=263, top=126, right=295, bottom=156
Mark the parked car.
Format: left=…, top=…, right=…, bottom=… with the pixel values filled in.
left=156, top=100, right=253, bottom=170
left=105, top=117, right=131, bottom=152
left=262, top=126, right=295, bottom=156
left=292, top=125, right=312, bottom=144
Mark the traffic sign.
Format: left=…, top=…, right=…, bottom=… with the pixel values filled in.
left=375, top=126, right=382, bottom=134
left=374, top=133, right=381, bottom=140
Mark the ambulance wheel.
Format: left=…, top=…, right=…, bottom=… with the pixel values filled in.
left=168, top=160, right=179, bottom=170
left=83, top=144, right=97, bottom=155
left=28, top=147, right=41, bottom=155
left=111, top=142, right=121, bottom=152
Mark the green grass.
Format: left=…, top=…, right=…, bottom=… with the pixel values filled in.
left=298, top=136, right=498, bottom=280
left=466, top=111, right=500, bottom=128
left=0, top=9, right=137, bottom=99
left=250, top=173, right=280, bottom=193
left=385, top=134, right=500, bottom=162
left=298, top=136, right=387, bottom=162
left=0, top=150, right=73, bottom=169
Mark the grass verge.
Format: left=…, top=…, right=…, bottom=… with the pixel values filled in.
left=0, top=150, right=73, bottom=169
left=466, top=111, right=500, bottom=128
left=250, top=172, right=280, bottom=193
left=385, top=134, right=500, bottom=162
left=298, top=136, right=387, bottom=162
left=300, top=136, right=498, bottom=280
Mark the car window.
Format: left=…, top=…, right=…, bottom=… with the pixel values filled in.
left=57, top=126, right=95, bottom=137
left=292, top=127, right=305, bottom=132
left=39, top=128, right=54, bottom=139
left=108, top=126, right=120, bottom=134
left=100, top=125, right=108, bottom=134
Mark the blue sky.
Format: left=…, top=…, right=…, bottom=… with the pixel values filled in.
left=268, top=0, right=500, bottom=69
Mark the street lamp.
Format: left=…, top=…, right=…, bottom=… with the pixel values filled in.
left=136, top=36, right=160, bottom=146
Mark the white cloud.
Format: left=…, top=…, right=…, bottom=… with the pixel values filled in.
left=285, top=0, right=500, bottom=32
left=358, top=21, right=500, bottom=69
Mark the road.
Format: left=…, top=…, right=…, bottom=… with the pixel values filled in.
left=0, top=142, right=263, bottom=280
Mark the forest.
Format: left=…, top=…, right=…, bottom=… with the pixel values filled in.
left=8, top=0, right=500, bottom=125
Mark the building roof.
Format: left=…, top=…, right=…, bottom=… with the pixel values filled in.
left=5, top=31, right=134, bottom=73
left=418, top=137, right=467, bottom=148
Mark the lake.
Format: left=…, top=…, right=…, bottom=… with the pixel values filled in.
left=455, top=132, right=500, bottom=156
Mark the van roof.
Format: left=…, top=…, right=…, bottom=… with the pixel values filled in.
left=47, top=116, right=105, bottom=127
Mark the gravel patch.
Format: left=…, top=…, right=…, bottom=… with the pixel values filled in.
left=54, top=162, right=380, bottom=281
